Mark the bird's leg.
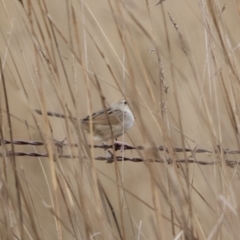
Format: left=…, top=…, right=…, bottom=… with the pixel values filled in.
left=114, top=139, right=130, bottom=151
left=55, top=137, right=66, bottom=157
left=106, top=150, right=114, bottom=163
left=102, top=141, right=113, bottom=157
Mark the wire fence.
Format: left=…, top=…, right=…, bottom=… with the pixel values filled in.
left=0, top=139, right=239, bottom=167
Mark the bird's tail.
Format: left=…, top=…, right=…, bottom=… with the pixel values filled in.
left=34, top=109, right=67, bottom=119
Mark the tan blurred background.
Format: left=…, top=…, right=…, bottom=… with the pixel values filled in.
left=1, top=0, right=240, bottom=239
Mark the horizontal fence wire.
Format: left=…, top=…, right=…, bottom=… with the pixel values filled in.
left=0, top=139, right=239, bottom=167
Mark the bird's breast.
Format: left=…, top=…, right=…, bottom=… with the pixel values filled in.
left=123, top=111, right=134, bottom=130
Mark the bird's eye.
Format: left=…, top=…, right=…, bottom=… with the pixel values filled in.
left=124, top=100, right=127, bottom=105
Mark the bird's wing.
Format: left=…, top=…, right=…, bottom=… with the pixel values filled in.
left=82, top=109, right=122, bottom=125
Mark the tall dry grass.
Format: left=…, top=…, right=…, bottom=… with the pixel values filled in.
left=1, top=0, right=240, bottom=239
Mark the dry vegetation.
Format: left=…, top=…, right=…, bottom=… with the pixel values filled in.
left=1, top=0, right=240, bottom=239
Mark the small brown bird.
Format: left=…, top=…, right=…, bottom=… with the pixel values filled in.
left=35, top=99, right=134, bottom=141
